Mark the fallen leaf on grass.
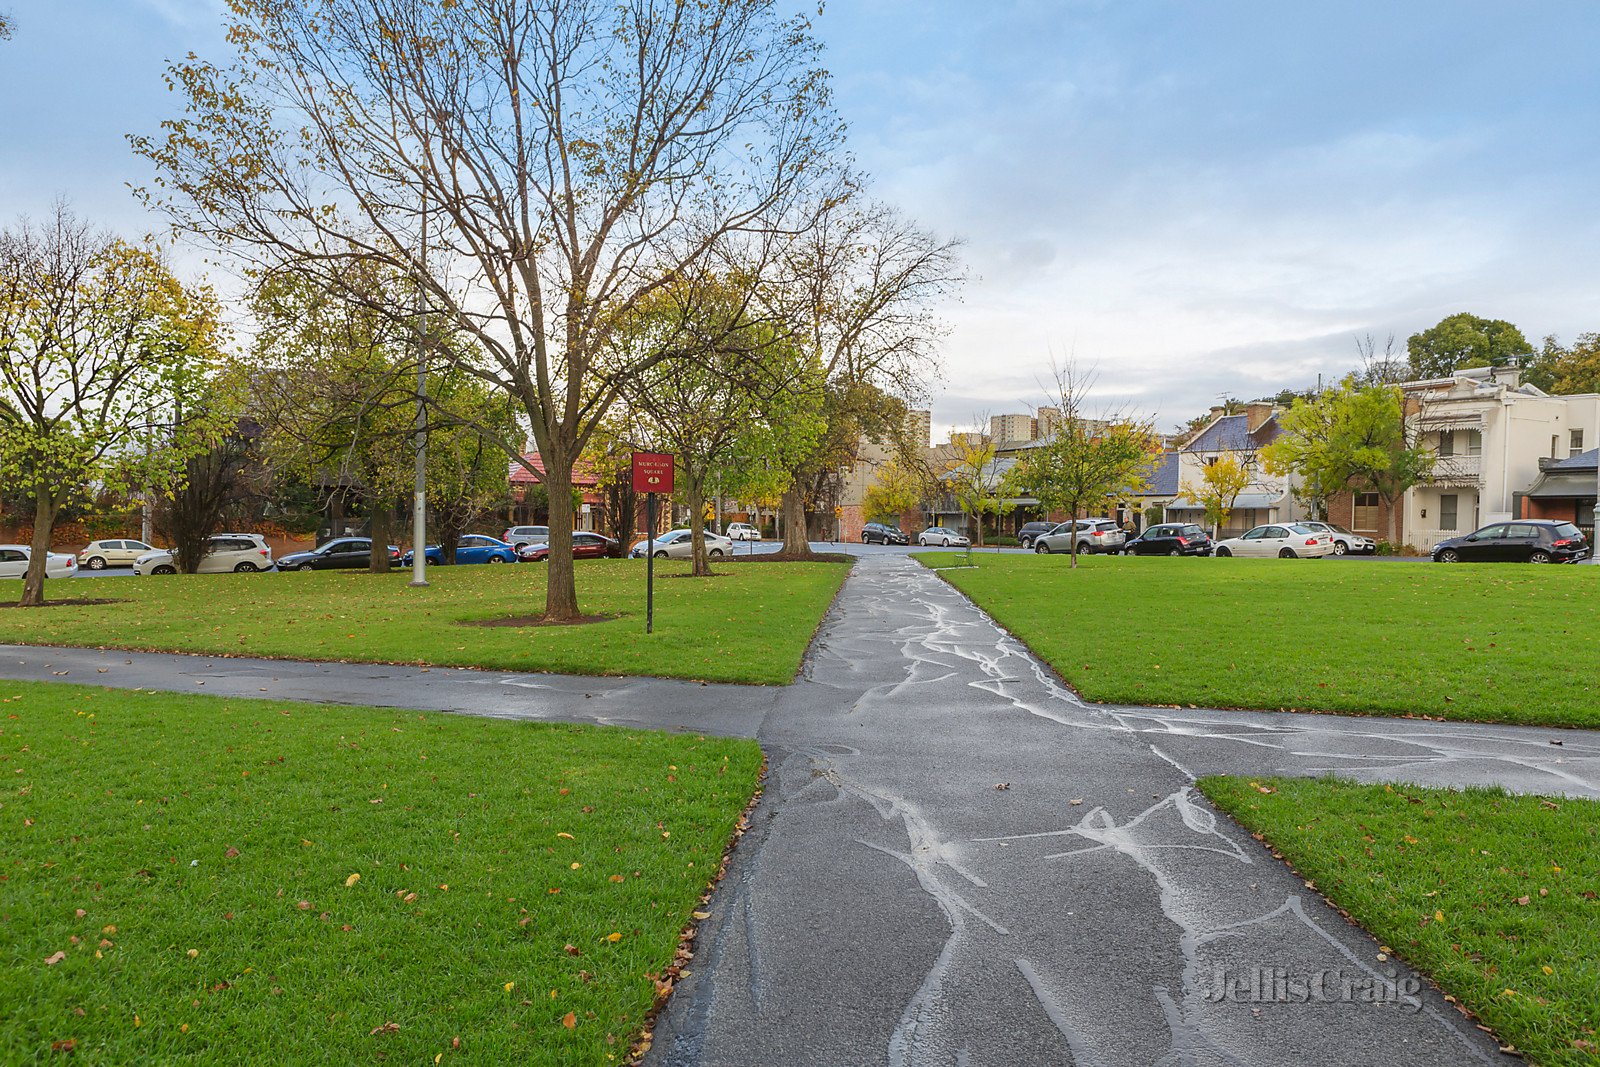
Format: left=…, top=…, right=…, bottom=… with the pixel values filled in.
left=224, top=847, right=239, bottom=859
left=370, top=1022, right=400, bottom=1036
left=561, top=1012, right=576, bottom=1029
left=345, top=873, right=361, bottom=887
left=44, top=951, right=65, bottom=966
left=608, top=875, right=625, bottom=883
left=606, top=932, right=622, bottom=943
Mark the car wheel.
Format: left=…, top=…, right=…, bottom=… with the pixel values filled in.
left=1034, top=541, right=1050, bottom=554
left=298, top=563, right=315, bottom=571
left=942, top=537, right=952, bottom=546
left=86, top=556, right=106, bottom=570
left=1277, top=548, right=1297, bottom=559
left=1020, top=537, right=1033, bottom=550
left=1435, top=549, right=1460, bottom=563
left=234, top=561, right=259, bottom=572
left=151, top=564, right=177, bottom=575
left=1332, top=541, right=1348, bottom=555
left=654, top=550, right=669, bottom=559
left=488, top=556, right=505, bottom=563
left=1529, top=550, right=1552, bottom=564
left=710, top=548, right=725, bottom=557
left=1168, top=549, right=1181, bottom=557
left=1214, top=547, right=1232, bottom=558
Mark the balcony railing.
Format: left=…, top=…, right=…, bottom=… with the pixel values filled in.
left=1426, top=454, right=1481, bottom=483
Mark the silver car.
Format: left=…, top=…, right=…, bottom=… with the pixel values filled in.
left=1296, top=521, right=1375, bottom=556
left=628, top=529, right=734, bottom=559
left=0, top=544, right=78, bottom=580
left=917, top=526, right=971, bottom=547
left=134, top=533, right=276, bottom=575
left=1034, top=519, right=1127, bottom=555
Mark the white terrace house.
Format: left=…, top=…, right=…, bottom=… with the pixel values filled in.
left=1401, top=367, right=1600, bottom=552
left=1165, top=403, right=1303, bottom=537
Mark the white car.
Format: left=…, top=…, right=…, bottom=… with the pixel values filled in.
left=918, top=526, right=971, bottom=547
left=134, top=533, right=276, bottom=575
left=628, top=529, right=734, bottom=559
left=725, top=522, right=761, bottom=541
left=1034, top=518, right=1127, bottom=555
left=0, top=544, right=78, bottom=580
left=1212, top=523, right=1335, bottom=559
left=1296, top=521, right=1375, bottom=556
left=78, top=538, right=157, bottom=570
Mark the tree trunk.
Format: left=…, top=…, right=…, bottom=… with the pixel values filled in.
left=439, top=518, right=460, bottom=565
left=20, top=493, right=59, bottom=607
left=544, top=461, right=580, bottom=620
left=687, top=476, right=711, bottom=577
left=779, top=482, right=813, bottom=558
left=1384, top=493, right=1399, bottom=546
left=368, top=500, right=393, bottom=572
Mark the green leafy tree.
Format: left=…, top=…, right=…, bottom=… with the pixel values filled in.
left=0, top=205, right=224, bottom=605
left=424, top=375, right=517, bottom=563
left=1262, top=377, right=1434, bottom=544
left=1003, top=366, right=1159, bottom=567
left=1179, top=456, right=1251, bottom=539
left=1406, top=313, right=1534, bottom=380
left=941, top=430, right=1000, bottom=549
left=1528, top=333, right=1600, bottom=396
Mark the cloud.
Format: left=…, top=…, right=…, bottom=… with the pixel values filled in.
left=132, top=0, right=224, bottom=28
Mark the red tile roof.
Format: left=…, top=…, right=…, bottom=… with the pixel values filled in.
left=509, top=453, right=600, bottom=486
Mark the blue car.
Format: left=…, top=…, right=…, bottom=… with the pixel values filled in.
left=401, top=534, right=519, bottom=566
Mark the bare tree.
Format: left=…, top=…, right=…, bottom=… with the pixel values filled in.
left=765, top=200, right=963, bottom=556
left=133, top=0, right=843, bottom=620
left=1355, top=333, right=1407, bottom=386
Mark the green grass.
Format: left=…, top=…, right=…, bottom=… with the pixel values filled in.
left=0, top=681, right=763, bottom=1064
left=1200, top=776, right=1600, bottom=1066
left=917, top=551, right=1600, bottom=727
left=7, top=558, right=848, bottom=685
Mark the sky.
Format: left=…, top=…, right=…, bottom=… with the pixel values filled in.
left=3, top=0, right=1599, bottom=438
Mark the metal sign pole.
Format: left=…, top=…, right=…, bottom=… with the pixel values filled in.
left=646, top=492, right=656, bottom=634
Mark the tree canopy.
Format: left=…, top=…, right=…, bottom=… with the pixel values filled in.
left=1406, top=313, right=1534, bottom=380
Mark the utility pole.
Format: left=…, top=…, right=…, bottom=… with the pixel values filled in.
left=409, top=176, right=429, bottom=588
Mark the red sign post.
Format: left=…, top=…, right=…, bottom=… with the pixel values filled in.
left=631, top=452, right=675, bottom=633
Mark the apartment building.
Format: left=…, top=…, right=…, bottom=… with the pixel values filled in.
left=989, top=413, right=1037, bottom=445
left=835, top=408, right=935, bottom=541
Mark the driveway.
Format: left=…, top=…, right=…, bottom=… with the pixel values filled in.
left=4, top=553, right=1593, bottom=1064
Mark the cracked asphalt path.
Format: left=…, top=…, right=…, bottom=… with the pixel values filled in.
left=6, top=554, right=1597, bottom=1064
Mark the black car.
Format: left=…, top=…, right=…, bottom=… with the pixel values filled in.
left=278, top=537, right=401, bottom=571
left=1123, top=523, right=1213, bottom=556
left=862, top=522, right=909, bottom=545
left=1432, top=520, right=1589, bottom=564
left=1017, top=521, right=1057, bottom=549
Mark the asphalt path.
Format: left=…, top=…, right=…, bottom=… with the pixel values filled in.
left=7, top=549, right=1596, bottom=1064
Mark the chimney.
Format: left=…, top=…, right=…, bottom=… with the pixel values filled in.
left=1246, top=402, right=1274, bottom=433
left=1208, top=405, right=1225, bottom=421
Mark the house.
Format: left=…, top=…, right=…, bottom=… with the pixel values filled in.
left=1130, top=450, right=1180, bottom=528
left=1520, top=448, right=1598, bottom=538
left=1164, top=402, right=1299, bottom=536
left=1385, top=368, right=1600, bottom=552
left=507, top=452, right=603, bottom=530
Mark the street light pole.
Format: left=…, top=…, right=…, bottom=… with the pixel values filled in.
left=409, top=178, right=429, bottom=588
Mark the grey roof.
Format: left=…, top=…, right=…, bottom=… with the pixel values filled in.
left=1541, top=447, right=1598, bottom=473
left=1142, top=451, right=1179, bottom=497
left=1181, top=413, right=1280, bottom=454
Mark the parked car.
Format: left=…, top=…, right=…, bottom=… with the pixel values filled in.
left=403, top=534, right=519, bottom=566
left=1017, top=521, right=1057, bottom=549
left=0, top=544, right=78, bottom=580
left=77, top=539, right=156, bottom=570
left=1431, top=520, right=1589, bottom=564
left=1122, top=523, right=1213, bottom=556
left=628, top=529, right=734, bottom=559
left=1296, top=521, right=1375, bottom=556
left=517, top=531, right=623, bottom=562
left=862, top=522, right=909, bottom=546
left=917, top=526, right=970, bottom=548
left=502, top=525, right=550, bottom=551
left=134, top=534, right=275, bottom=575
left=1033, top=519, right=1127, bottom=555
left=278, top=537, right=400, bottom=571
left=726, top=522, right=761, bottom=541
left=1212, top=523, right=1334, bottom=559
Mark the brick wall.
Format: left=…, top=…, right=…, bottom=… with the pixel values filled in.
left=1325, top=490, right=1403, bottom=543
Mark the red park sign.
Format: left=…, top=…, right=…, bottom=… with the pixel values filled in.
left=631, top=451, right=675, bottom=494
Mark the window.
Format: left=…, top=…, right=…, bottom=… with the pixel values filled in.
left=1464, top=430, right=1482, bottom=456
left=1353, top=492, right=1380, bottom=533
left=1552, top=436, right=1561, bottom=460
left=1572, top=429, right=1586, bottom=457
left=1438, top=431, right=1454, bottom=457
left=1439, top=494, right=1458, bottom=531
left=1242, top=528, right=1264, bottom=540
left=1507, top=524, right=1540, bottom=541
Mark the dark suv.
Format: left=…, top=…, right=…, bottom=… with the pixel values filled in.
left=1017, top=521, right=1056, bottom=549
left=1123, top=523, right=1213, bottom=556
left=862, top=522, right=909, bottom=546
left=1432, top=520, right=1589, bottom=564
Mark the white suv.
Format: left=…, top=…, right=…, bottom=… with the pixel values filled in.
left=1034, top=519, right=1127, bottom=555
left=726, top=522, right=760, bottom=541
left=135, top=534, right=276, bottom=575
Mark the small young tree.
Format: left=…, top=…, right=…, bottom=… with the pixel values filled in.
left=940, top=429, right=1001, bottom=549
left=1004, top=365, right=1159, bottom=567
left=0, top=206, right=223, bottom=605
left=154, top=415, right=264, bottom=573
left=1180, top=455, right=1251, bottom=539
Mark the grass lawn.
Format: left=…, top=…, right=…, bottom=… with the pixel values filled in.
left=917, top=551, right=1600, bottom=728
left=3, top=558, right=848, bottom=685
left=0, top=680, right=763, bottom=1064
left=1200, top=776, right=1600, bottom=1066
